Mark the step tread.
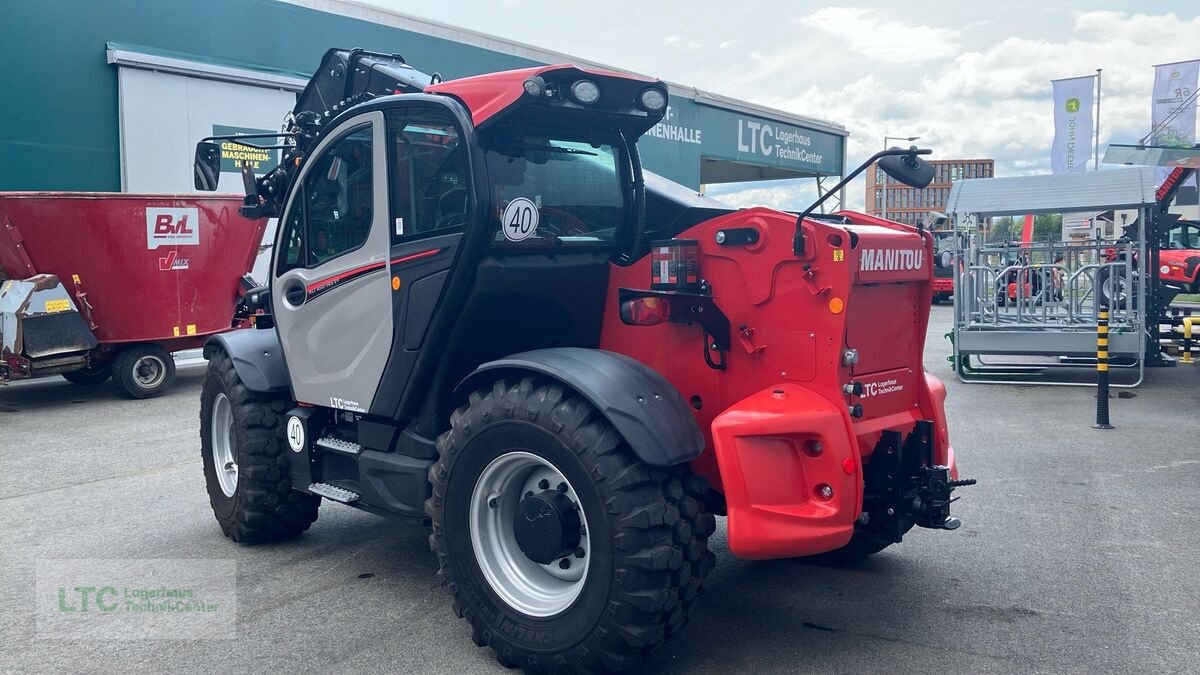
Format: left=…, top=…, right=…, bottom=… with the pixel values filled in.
left=308, top=482, right=360, bottom=503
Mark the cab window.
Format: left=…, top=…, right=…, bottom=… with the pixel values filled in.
left=276, top=124, right=374, bottom=273
left=484, top=130, right=627, bottom=246
left=388, top=109, right=470, bottom=242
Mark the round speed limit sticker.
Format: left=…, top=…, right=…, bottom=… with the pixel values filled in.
left=501, top=197, right=540, bottom=242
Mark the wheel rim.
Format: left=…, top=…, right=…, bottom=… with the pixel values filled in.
left=469, top=451, right=591, bottom=617
left=132, top=354, right=167, bottom=389
left=210, top=393, right=238, bottom=497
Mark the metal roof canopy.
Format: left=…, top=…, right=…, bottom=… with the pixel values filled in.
left=945, top=167, right=1157, bottom=217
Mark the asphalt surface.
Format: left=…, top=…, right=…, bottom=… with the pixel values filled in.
left=2, top=306, right=1198, bottom=673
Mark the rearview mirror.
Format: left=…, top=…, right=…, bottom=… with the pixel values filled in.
left=194, top=141, right=221, bottom=191
left=879, top=149, right=935, bottom=189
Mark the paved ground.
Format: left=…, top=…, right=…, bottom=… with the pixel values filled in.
left=2, top=306, right=1198, bottom=673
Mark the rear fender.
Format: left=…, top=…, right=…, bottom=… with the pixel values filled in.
left=454, top=347, right=704, bottom=467
left=204, top=329, right=290, bottom=393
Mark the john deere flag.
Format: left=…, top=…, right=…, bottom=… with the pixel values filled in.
left=1051, top=75, right=1095, bottom=174
left=1151, top=60, right=1199, bottom=148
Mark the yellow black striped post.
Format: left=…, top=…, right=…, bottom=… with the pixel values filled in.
left=1093, top=305, right=1113, bottom=429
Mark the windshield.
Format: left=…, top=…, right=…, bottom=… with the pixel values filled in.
left=485, top=133, right=627, bottom=245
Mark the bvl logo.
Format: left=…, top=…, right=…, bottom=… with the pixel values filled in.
left=146, top=207, right=200, bottom=249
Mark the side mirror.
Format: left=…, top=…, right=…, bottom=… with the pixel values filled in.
left=194, top=141, right=222, bottom=191
left=879, top=148, right=935, bottom=189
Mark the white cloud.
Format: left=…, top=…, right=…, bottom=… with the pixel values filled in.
left=795, top=7, right=962, bottom=64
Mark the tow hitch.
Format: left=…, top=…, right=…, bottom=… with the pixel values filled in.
left=860, top=420, right=976, bottom=543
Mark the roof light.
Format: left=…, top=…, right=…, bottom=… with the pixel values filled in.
left=522, top=76, right=545, bottom=97
left=570, top=79, right=600, bottom=105
left=639, top=87, right=666, bottom=111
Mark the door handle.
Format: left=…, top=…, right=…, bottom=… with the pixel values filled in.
left=283, top=281, right=307, bottom=307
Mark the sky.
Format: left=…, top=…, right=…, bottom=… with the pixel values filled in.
left=362, top=0, right=1199, bottom=210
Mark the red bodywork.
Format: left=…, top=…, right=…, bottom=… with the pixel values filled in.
left=1160, top=241, right=1200, bottom=291
left=0, top=193, right=266, bottom=352
left=600, top=209, right=954, bottom=559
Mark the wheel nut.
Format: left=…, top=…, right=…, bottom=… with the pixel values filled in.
left=558, top=558, right=571, bottom=569
left=538, top=479, right=550, bottom=490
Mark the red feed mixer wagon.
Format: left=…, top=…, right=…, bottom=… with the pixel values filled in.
left=0, top=193, right=266, bottom=397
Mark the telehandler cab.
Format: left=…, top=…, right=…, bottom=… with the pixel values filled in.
left=194, top=48, right=972, bottom=671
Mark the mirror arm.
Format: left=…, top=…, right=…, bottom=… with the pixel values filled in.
left=793, top=147, right=931, bottom=256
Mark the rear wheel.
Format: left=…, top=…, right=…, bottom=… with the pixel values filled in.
left=1096, top=267, right=1130, bottom=310
left=112, top=344, right=176, bottom=398
left=427, top=377, right=715, bottom=673
left=200, top=349, right=319, bottom=543
left=62, top=361, right=112, bottom=386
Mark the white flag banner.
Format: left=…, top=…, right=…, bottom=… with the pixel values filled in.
left=1151, top=60, right=1198, bottom=185
left=1151, top=60, right=1199, bottom=147
left=1051, top=75, right=1095, bottom=174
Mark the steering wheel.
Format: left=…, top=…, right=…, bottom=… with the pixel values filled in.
left=538, top=207, right=590, bottom=236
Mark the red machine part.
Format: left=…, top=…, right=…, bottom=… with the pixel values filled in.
left=0, top=193, right=265, bottom=347
left=600, top=209, right=954, bottom=558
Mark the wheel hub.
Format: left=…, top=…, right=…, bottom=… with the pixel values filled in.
left=513, top=489, right=581, bottom=565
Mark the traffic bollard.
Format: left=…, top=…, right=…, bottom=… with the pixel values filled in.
left=1093, top=306, right=1113, bottom=429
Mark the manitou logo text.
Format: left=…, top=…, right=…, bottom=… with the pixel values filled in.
left=158, top=251, right=190, bottom=271
left=860, top=248, right=925, bottom=272
left=146, top=208, right=200, bottom=249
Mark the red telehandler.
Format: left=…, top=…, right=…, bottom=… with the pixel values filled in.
left=192, top=48, right=972, bottom=672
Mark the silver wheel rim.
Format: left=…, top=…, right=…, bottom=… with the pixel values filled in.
left=210, top=393, right=238, bottom=497
left=133, top=354, right=167, bottom=389
left=469, top=451, right=590, bottom=617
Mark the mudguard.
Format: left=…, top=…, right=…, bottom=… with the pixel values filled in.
left=203, top=329, right=290, bottom=393
left=455, top=347, right=704, bottom=466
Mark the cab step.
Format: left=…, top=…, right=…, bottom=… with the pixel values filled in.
left=315, top=436, right=362, bottom=456
left=308, top=482, right=360, bottom=504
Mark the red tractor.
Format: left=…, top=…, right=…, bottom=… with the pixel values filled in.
left=193, top=49, right=970, bottom=671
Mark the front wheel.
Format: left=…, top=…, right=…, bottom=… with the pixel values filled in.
left=427, top=378, right=715, bottom=672
left=200, top=349, right=319, bottom=543
left=62, top=361, right=112, bottom=386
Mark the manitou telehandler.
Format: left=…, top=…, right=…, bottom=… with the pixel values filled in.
left=193, top=48, right=971, bottom=672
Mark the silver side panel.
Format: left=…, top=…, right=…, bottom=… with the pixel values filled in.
left=272, top=111, right=393, bottom=412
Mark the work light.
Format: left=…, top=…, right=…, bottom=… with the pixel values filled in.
left=570, top=80, right=601, bottom=104
left=639, top=87, right=666, bottom=111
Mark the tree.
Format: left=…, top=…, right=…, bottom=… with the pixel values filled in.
left=1033, top=213, right=1062, bottom=241
left=988, top=215, right=1016, bottom=242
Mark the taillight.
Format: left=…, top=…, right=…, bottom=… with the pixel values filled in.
left=620, top=296, right=671, bottom=326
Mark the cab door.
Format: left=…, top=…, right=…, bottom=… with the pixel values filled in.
left=272, top=111, right=393, bottom=412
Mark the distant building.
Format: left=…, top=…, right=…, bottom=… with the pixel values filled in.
left=866, top=158, right=995, bottom=227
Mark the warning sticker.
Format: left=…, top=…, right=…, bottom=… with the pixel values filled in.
left=501, top=198, right=539, bottom=242
left=833, top=250, right=845, bottom=262
left=44, top=299, right=70, bottom=313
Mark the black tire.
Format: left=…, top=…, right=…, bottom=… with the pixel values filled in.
left=200, top=349, right=319, bottom=543
left=62, top=361, right=112, bottom=386
left=427, top=377, right=716, bottom=673
left=1096, top=267, right=1129, bottom=310
left=112, top=344, right=176, bottom=398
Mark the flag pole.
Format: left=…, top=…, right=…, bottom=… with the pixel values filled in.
left=1094, top=68, right=1102, bottom=170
